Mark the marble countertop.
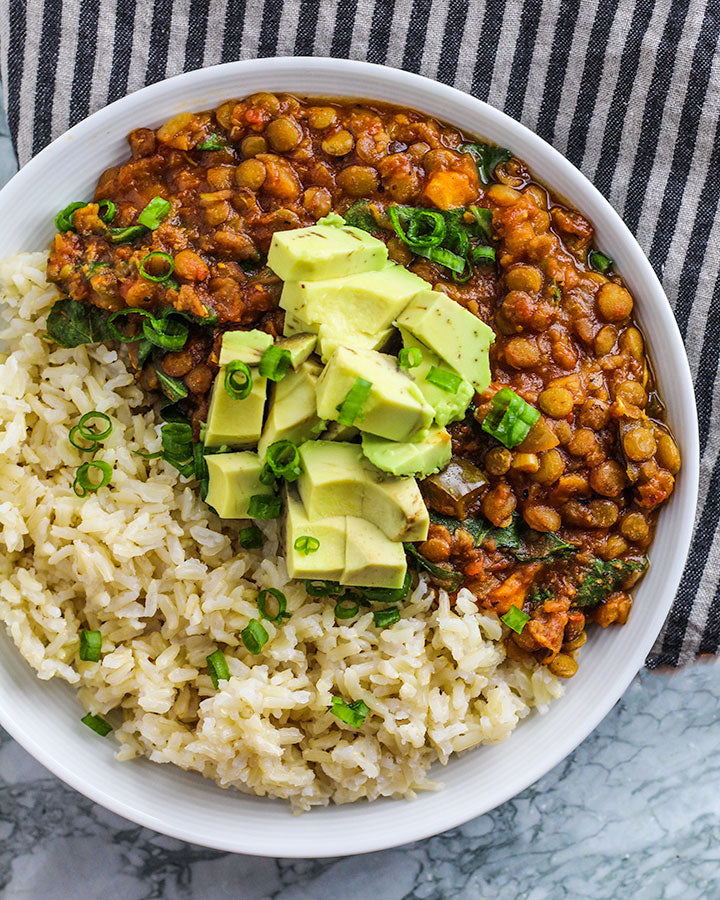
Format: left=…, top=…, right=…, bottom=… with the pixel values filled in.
left=0, top=106, right=719, bottom=900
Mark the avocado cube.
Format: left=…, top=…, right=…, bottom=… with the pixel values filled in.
left=276, top=332, right=317, bottom=370
left=316, top=323, right=394, bottom=364
left=361, top=427, right=452, bottom=478
left=342, top=517, right=407, bottom=589
left=315, top=346, right=434, bottom=442
left=297, top=441, right=429, bottom=542
left=204, top=452, right=273, bottom=519
left=257, top=360, right=324, bottom=458
left=397, top=289, right=495, bottom=391
left=204, top=367, right=267, bottom=449
left=268, top=224, right=388, bottom=282
left=280, top=263, right=426, bottom=335
left=283, top=309, right=318, bottom=337
left=399, top=328, right=474, bottom=427
left=321, top=421, right=359, bottom=442
left=285, top=489, right=347, bottom=581
left=219, top=329, right=273, bottom=367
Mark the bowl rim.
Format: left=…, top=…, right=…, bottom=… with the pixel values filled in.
left=0, top=56, right=699, bottom=857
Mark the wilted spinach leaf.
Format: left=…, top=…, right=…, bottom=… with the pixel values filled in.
left=429, top=510, right=574, bottom=561
left=154, top=365, right=189, bottom=402
left=459, top=142, right=513, bottom=184
left=405, top=543, right=464, bottom=591
left=45, top=298, right=113, bottom=348
left=343, top=200, right=380, bottom=232
left=574, top=558, right=648, bottom=608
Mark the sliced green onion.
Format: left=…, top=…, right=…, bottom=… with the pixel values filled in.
left=247, top=494, right=283, bottom=519
left=373, top=606, right=400, bottom=628
left=241, top=618, right=269, bottom=654
left=108, top=225, right=148, bottom=243
left=197, top=133, right=227, bottom=150
left=469, top=205, right=493, bottom=238
left=336, top=377, right=371, bottom=427
left=81, top=712, right=112, bottom=736
left=304, top=580, right=344, bottom=597
left=142, top=315, right=189, bottom=351
left=588, top=250, right=613, bottom=274
left=134, top=449, right=163, bottom=459
left=471, top=245, right=496, bottom=264
left=79, top=629, right=102, bottom=662
left=97, top=199, right=117, bottom=223
left=69, top=411, right=112, bottom=452
left=138, top=196, right=171, bottom=230
left=257, top=587, right=289, bottom=624
left=73, top=460, right=113, bottom=497
left=330, top=696, right=369, bottom=728
left=55, top=201, right=86, bottom=232
left=425, top=366, right=462, bottom=393
left=69, top=425, right=97, bottom=452
left=259, top=463, right=277, bottom=487
left=387, top=206, right=446, bottom=249
left=266, top=440, right=302, bottom=482
left=206, top=648, right=230, bottom=688
left=360, top=570, right=412, bottom=604
left=294, top=535, right=320, bottom=555
left=139, top=250, right=175, bottom=283
left=159, top=421, right=195, bottom=475
left=398, top=347, right=422, bottom=369
left=481, top=387, right=540, bottom=449
left=107, top=307, right=156, bottom=343
left=259, top=345, right=292, bottom=382
left=423, top=245, right=467, bottom=273
left=238, top=524, right=264, bottom=549
left=224, top=361, right=253, bottom=400
left=334, top=597, right=359, bottom=619
left=500, top=605, right=531, bottom=634
left=194, top=443, right=209, bottom=499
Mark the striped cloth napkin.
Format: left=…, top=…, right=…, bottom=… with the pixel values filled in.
left=0, top=0, right=717, bottom=667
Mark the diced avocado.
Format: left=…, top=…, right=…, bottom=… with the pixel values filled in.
left=276, top=332, right=317, bottom=369
left=322, top=421, right=359, bottom=442
left=315, top=346, right=434, bottom=442
left=342, top=517, right=407, bottom=589
left=399, top=328, right=474, bottom=426
left=204, top=452, right=273, bottom=518
left=285, top=489, right=347, bottom=581
left=316, top=323, right=394, bottom=364
left=268, top=224, right=388, bottom=282
left=257, top=360, right=324, bottom=457
left=397, top=289, right=495, bottom=391
left=297, top=441, right=429, bottom=542
left=361, top=427, right=452, bottom=478
left=219, top=329, right=273, bottom=367
left=280, top=263, right=426, bottom=335
left=204, top=367, right=267, bottom=448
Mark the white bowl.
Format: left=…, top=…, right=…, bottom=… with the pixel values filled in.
left=0, top=57, right=699, bottom=857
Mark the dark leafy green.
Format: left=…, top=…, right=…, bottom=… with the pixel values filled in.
left=405, top=543, right=464, bottom=591
left=459, top=142, right=512, bottom=184
left=45, top=298, right=113, bottom=348
left=526, top=586, right=552, bottom=608
left=197, top=133, right=227, bottom=151
left=588, top=249, right=613, bottom=274
left=574, top=558, right=647, bottom=608
left=154, top=366, right=189, bottom=402
left=343, top=200, right=379, bottom=232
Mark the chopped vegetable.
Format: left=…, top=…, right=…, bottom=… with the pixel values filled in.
left=79, top=629, right=102, bottom=662
left=425, top=366, right=462, bottom=393
left=330, top=696, right=370, bottom=728
left=140, top=250, right=175, bottom=283
left=588, top=250, right=613, bottom=274
left=69, top=411, right=113, bottom=451
left=241, top=618, right=269, bottom=654
left=336, top=377, right=372, bottom=426
left=247, top=494, right=283, bottom=519
left=238, top=525, right=264, bottom=548
left=265, top=440, right=302, bottom=482
left=481, top=387, right=540, bottom=449
left=373, top=606, right=400, bottom=627
left=138, top=196, right=172, bottom=230
left=574, top=558, right=647, bottom=608
left=405, top=543, right=464, bottom=591
left=398, top=347, right=422, bottom=369
left=305, top=580, right=345, bottom=597
left=257, top=588, right=289, bottom=624
left=73, top=460, right=113, bottom=497
left=258, top=345, right=292, bottom=381
left=294, top=535, right=320, bottom=555
left=97, top=199, right=117, bottom=223
left=334, top=597, right=359, bottom=619
left=155, top=366, right=189, bottom=402
left=54, top=201, right=87, bottom=232
left=142, top=314, right=188, bottom=351
left=359, top=570, right=412, bottom=604
left=423, top=459, right=487, bottom=520
left=500, top=605, right=530, bottom=634
left=224, top=360, right=253, bottom=400
left=46, top=298, right=112, bottom=348
left=342, top=200, right=378, bottom=231
left=206, top=648, right=230, bottom=688
left=197, top=133, right=227, bottom=150
left=81, top=713, right=113, bottom=736
left=459, top=142, right=512, bottom=184
left=108, top=225, right=148, bottom=243
left=159, top=421, right=195, bottom=476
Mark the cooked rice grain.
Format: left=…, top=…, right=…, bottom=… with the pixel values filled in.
left=0, top=253, right=562, bottom=811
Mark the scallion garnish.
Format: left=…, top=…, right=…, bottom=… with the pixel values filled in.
left=54, top=201, right=86, bottom=232
left=588, top=250, right=613, bottom=274
left=108, top=225, right=148, bottom=244
left=398, top=347, right=422, bottom=369
left=304, top=580, right=344, bottom=597
left=373, top=606, right=400, bottom=628
left=258, top=345, right=292, bottom=382
left=247, top=494, right=283, bottom=519
left=107, top=308, right=155, bottom=343
left=334, top=597, right=359, bottom=619
left=425, top=366, right=462, bottom=393
left=159, top=422, right=195, bottom=476
left=481, top=387, right=540, bottom=449
left=138, top=196, right=172, bottom=230
left=259, top=463, right=277, bottom=487
left=81, top=712, right=112, bottom=736
left=360, top=570, right=412, bottom=604
left=294, top=535, right=320, bottom=555
left=266, top=440, right=302, bottom=482
left=241, top=618, right=269, bottom=654
left=206, top=648, right=230, bottom=688
left=336, top=377, right=372, bottom=426
left=238, top=524, right=263, bottom=549
left=139, top=250, right=175, bottom=283
left=471, top=245, right=496, bottom=264
left=224, top=360, right=253, bottom=400
left=500, top=605, right=531, bottom=634
left=330, top=696, right=369, bottom=728
left=73, top=460, right=113, bottom=497
left=257, top=588, right=290, bottom=624
left=68, top=410, right=113, bottom=452
left=142, top=314, right=189, bottom=351
left=79, top=629, right=102, bottom=662
left=97, top=199, right=117, bottom=223
left=197, top=133, right=227, bottom=151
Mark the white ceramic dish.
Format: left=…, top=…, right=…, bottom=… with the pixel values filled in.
left=0, top=57, right=698, bottom=857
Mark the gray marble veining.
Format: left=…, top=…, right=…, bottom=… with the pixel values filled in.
left=0, top=101, right=719, bottom=900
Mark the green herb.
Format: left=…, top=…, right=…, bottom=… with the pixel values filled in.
left=73, top=460, right=113, bottom=497
left=294, top=535, right=320, bottom=555
left=398, top=347, right=422, bottom=369
left=46, top=298, right=113, bottom=348
left=330, top=696, right=370, bottom=728
left=197, top=133, right=227, bottom=150
left=143, top=315, right=188, bottom=352
left=481, top=387, right=540, bottom=449
left=68, top=411, right=113, bottom=452
left=334, top=597, right=359, bottom=619
left=373, top=606, right=400, bottom=628
left=459, top=142, right=512, bottom=184
left=336, top=377, right=372, bottom=426
left=258, top=345, right=292, bottom=382
left=140, top=250, right=175, bottom=283
left=405, top=543, right=464, bottom=591
left=224, top=360, right=253, bottom=400
left=97, top=199, right=117, bottom=223
left=107, top=308, right=155, bottom=343
left=81, top=712, right=112, bottom=736
left=305, top=580, right=345, bottom=597
left=247, top=494, right=283, bottom=519
left=138, top=196, right=171, bottom=230
left=425, top=366, right=462, bottom=393
left=158, top=421, right=195, bottom=476
left=588, top=250, right=613, bottom=274
left=241, top=618, right=269, bottom=654
left=54, top=201, right=87, bottom=232
left=108, top=225, right=148, bottom=244
left=469, top=205, right=493, bottom=238
left=86, top=261, right=110, bottom=275
left=574, top=558, right=647, bottom=609
left=359, top=570, right=412, bottom=604
left=257, top=588, right=290, bottom=624
left=238, top=525, right=263, bottom=549
left=471, top=245, right=496, bottom=264
left=206, top=648, right=230, bottom=688
left=193, top=443, right=209, bottom=499
left=500, top=605, right=530, bottom=634
left=342, top=200, right=378, bottom=232
left=155, top=366, right=189, bottom=402
left=79, top=629, right=102, bottom=662
left=527, top=586, right=552, bottom=607
left=259, top=463, right=277, bottom=487
left=265, top=441, right=302, bottom=482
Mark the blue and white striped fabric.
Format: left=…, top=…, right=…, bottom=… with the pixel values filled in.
left=0, top=0, right=717, bottom=667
